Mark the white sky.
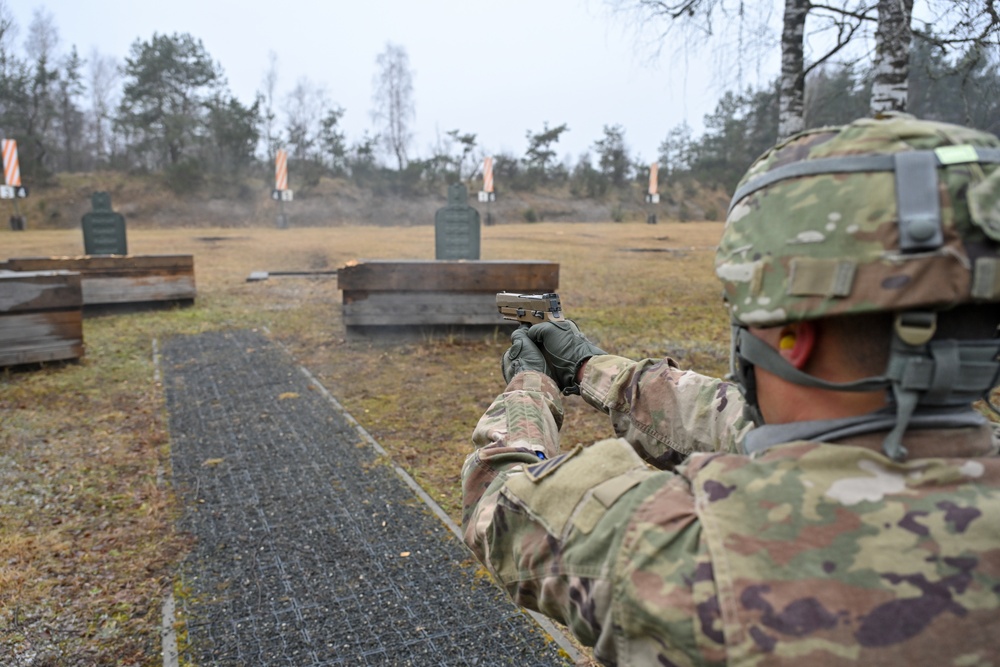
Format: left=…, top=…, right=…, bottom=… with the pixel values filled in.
left=11, top=0, right=784, bottom=164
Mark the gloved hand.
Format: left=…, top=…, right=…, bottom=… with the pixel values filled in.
left=501, top=327, right=552, bottom=383
left=527, top=320, right=606, bottom=392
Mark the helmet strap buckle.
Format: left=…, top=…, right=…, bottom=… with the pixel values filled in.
left=894, top=311, right=937, bottom=346
left=883, top=311, right=938, bottom=461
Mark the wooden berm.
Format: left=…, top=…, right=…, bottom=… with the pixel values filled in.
left=0, top=255, right=196, bottom=307
left=0, top=270, right=84, bottom=367
left=337, top=260, right=559, bottom=333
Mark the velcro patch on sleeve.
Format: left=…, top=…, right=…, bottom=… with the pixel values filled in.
left=503, top=439, right=651, bottom=539
left=572, top=470, right=649, bottom=535
left=524, top=445, right=583, bottom=482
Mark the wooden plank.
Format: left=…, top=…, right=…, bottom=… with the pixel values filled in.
left=337, top=260, right=559, bottom=292
left=74, top=266, right=194, bottom=280
left=343, top=291, right=508, bottom=326
left=0, top=256, right=196, bottom=305
left=0, top=309, right=82, bottom=343
left=0, top=309, right=83, bottom=366
left=0, top=255, right=194, bottom=273
left=0, top=341, right=83, bottom=366
left=0, top=271, right=82, bottom=313
left=82, top=275, right=197, bottom=304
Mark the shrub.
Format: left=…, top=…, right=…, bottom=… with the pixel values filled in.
left=164, top=159, right=205, bottom=194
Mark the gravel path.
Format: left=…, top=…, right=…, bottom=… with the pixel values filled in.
left=162, top=329, right=574, bottom=666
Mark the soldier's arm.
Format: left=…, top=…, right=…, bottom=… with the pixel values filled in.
left=462, top=374, right=715, bottom=664
left=578, top=355, right=751, bottom=466
left=462, top=371, right=565, bottom=555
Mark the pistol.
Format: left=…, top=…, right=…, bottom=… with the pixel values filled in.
left=496, top=292, right=565, bottom=325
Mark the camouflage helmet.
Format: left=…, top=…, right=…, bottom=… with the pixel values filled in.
left=718, top=115, right=1000, bottom=461
left=716, top=114, right=1000, bottom=327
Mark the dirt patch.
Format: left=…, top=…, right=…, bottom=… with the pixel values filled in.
left=194, top=235, right=251, bottom=243
left=620, top=247, right=689, bottom=255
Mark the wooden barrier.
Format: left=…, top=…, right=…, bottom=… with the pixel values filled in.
left=0, top=255, right=196, bottom=307
left=337, top=260, right=559, bottom=330
left=0, top=270, right=84, bottom=366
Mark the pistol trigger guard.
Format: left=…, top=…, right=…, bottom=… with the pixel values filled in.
left=561, top=385, right=581, bottom=396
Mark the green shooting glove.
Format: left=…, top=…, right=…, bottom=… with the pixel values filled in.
left=527, top=320, right=606, bottom=392
left=501, top=327, right=552, bottom=383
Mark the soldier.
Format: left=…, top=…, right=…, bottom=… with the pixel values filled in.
left=462, top=114, right=1000, bottom=665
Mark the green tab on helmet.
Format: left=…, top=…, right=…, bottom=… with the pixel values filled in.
left=935, top=144, right=980, bottom=165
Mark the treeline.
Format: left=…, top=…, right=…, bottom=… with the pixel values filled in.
left=659, top=41, right=1000, bottom=193
left=1, top=7, right=997, bottom=202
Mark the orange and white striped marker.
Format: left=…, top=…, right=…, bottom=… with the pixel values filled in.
left=483, top=156, right=494, bottom=194
left=3, top=139, right=21, bottom=187
left=648, top=162, right=658, bottom=197
left=275, top=149, right=288, bottom=191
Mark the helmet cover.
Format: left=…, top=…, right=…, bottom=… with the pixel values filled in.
left=717, top=114, right=1000, bottom=327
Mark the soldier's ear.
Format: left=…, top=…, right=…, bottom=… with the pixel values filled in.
left=779, top=322, right=816, bottom=370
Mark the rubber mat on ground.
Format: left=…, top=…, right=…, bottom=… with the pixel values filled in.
left=162, top=329, right=573, bottom=666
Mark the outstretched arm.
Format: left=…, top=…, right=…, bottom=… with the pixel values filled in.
left=578, top=355, right=751, bottom=467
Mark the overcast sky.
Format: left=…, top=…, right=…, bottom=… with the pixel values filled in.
left=10, top=1, right=784, bottom=164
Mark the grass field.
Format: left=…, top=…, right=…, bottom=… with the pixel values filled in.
left=0, top=220, right=730, bottom=664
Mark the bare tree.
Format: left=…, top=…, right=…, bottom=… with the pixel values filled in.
left=916, top=1, right=1000, bottom=50
left=24, top=6, right=58, bottom=63
left=261, top=50, right=280, bottom=160
left=23, top=7, right=61, bottom=173
left=370, top=42, right=414, bottom=171
left=605, top=1, right=868, bottom=140
left=0, top=0, right=18, bottom=77
left=284, top=76, right=329, bottom=161
left=87, top=47, right=119, bottom=165
left=605, top=1, right=776, bottom=87
left=609, top=0, right=1000, bottom=132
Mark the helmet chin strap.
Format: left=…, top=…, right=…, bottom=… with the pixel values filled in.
left=728, top=314, right=1000, bottom=461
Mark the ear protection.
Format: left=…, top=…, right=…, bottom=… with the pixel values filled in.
left=780, top=333, right=796, bottom=350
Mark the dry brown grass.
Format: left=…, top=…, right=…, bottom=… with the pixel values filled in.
left=0, top=220, right=729, bottom=664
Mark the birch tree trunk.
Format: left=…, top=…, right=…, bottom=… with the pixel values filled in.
left=372, top=42, right=414, bottom=172
left=871, top=0, right=914, bottom=113
left=778, top=0, right=809, bottom=139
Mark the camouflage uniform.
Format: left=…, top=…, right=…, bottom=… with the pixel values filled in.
left=463, top=116, right=1000, bottom=665
left=462, top=362, right=1000, bottom=666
